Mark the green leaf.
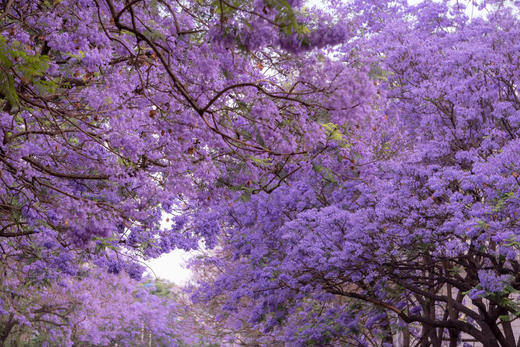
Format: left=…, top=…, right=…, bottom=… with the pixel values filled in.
left=369, top=63, right=392, bottom=81
left=250, top=156, right=272, bottom=167
left=312, top=163, right=338, bottom=184
left=240, top=190, right=252, bottom=202
left=320, top=122, right=351, bottom=148
left=499, top=314, right=514, bottom=322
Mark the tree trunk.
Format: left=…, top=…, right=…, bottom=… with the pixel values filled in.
left=0, top=313, right=15, bottom=347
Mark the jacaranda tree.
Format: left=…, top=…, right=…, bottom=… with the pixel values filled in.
left=3, top=0, right=520, bottom=346
left=193, top=1, right=520, bottom=346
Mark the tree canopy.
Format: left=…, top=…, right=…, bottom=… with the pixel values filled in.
left=2, top=0, right=520, bottom=346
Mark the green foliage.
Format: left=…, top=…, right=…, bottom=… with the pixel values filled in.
left=492, top=191, right=514, bottom=212
left=476, top=219, right=490, bottom=230
left=0, top=36, right=19, bottom=107
left=320, top=122, right=351, bottom=148
left=212, top=0, right=240, bottom=16
left=211, top=0, right=312, bottom=48
left=65, top=50, right=85, bottom=61
left=41, top=0, right=64, bottom=8
left=313, top=163, right=338, bottom=184
left=250, top=155, right=273, bottom=167
left=146, top=278, right=175, bottom=298
left=505, top=236, right=520, bottom=248
left=368, top=63, right=391, bottom=81
left=93, top=236, right=118, bottom=253
left=0, top=34, right=52, bottom=108
left=269, top=0, right=309, bottom=38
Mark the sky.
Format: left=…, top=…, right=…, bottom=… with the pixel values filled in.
left=146, top=248, right=193, bottom=284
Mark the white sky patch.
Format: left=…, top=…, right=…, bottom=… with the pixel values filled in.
left=146, top=249, right=192, bottom=285
left=145, top=210, right=194, bottom=285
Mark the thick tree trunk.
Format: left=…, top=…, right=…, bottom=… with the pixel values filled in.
left=0, top=313, right=15, bottom=347
left=448, top=330, right=459, bottom=347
